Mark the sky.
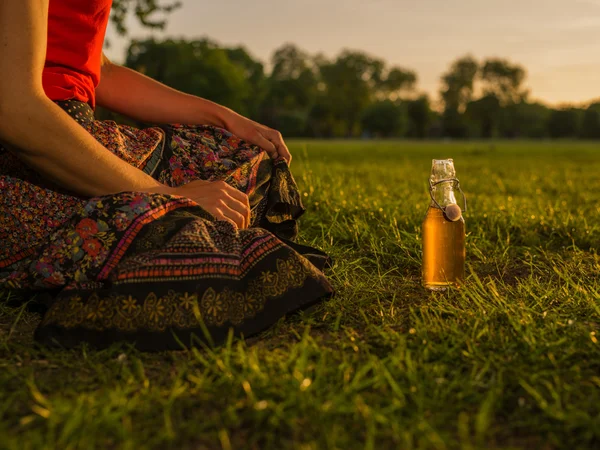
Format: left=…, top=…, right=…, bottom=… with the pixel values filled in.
left=104, top=0, right=600, bottom=107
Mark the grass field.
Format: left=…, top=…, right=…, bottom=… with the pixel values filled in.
left=1, top=141, right=599, bottom=449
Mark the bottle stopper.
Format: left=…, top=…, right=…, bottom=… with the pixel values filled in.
left=444, top=204, right=462, bottom=222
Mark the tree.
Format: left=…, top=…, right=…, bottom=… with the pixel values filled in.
left=307, top=98, right=339, bottom=138
left=361, top=100, right=406, bottom=137
left=547, top=108, right=582, bottom=138
left=317, top=50, right=386, bottom=136
left=261, top=44, right=319, bottom=134
left=500, top=101, right=551, bottom=138
left=377, top=68, right=417, bottom=100
left=441, top=108, right=470, bottom=138
left=480, top=58, right=527, bottom=106
left=110, top=0, right=181, bottom=36
left=461, top=58, right=529, bottom=138
left=465, top=94, right=501, bottom=138
left=440, top=56, right=479, bottom=113
left=125, top=39, right=253, bottom=115
left=224, top=46, right=266, bottom=118
left=267, top=44, right=318, bottom=110
left=405, top=95, right=433, bottom=138
left=580, top=103, right=600, bottom=139
left=440, top=56, right=479, bottom=138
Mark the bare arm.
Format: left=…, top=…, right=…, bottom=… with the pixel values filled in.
left=0, top=0, right=170, bottom=197
left=0, top=0, right=250, bottom=227
left=97, top=54, right=230, bottom=127
left=97, top=54, right=292, bottom=164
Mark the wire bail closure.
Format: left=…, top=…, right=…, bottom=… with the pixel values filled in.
left=429, top=178, right=468, bottom=218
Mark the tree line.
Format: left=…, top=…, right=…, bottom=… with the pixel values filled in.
left=100, top=37, right=600, bottom=139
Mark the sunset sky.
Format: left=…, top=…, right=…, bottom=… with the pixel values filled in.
left=104, top=0, right=600, bottom=107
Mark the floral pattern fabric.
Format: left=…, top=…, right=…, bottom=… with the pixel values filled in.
left=0, top=100, right=332, bottom=350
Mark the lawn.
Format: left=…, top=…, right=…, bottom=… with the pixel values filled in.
left=1, top=141, right=599, bottom=449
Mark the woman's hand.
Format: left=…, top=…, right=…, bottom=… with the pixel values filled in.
left=154, top=180, right=251, bottom=229
left=222, top=111, right=292, bottom=165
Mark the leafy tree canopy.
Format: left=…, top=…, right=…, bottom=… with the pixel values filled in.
left=110, top=0, right=181, bottom=35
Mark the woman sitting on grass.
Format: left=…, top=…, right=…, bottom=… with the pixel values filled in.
left=0, top=0, right=332, bottom=350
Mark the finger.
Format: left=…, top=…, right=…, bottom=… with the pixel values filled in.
left=266, top=129, right=292, bottom=165
left=220, top=203, right=246, bottom=229
left=223, top=192, right=250, bottom=228
left=213, top=208, right=238, bottom=229
left=219, top=181, right=250, bottom=207
left=216, top=182, right=251, bottom=227
left=252, top=132, right=278, bottom=159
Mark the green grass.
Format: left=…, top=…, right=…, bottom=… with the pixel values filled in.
left=1, top=141, right=599, bottom=449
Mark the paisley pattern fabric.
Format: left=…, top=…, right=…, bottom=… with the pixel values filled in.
left=0, top=100, right=332, bottom=350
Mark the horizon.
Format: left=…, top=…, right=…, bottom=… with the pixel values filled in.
left=104, top=0, right=600, bottom=108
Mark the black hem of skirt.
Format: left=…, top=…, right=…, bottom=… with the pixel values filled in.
left=34, top=278, right=332, bottom=351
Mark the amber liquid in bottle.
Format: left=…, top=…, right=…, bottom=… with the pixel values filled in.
left=422, top=159, right=466, bottom=290
left=422, top=207, right=465, bottom=290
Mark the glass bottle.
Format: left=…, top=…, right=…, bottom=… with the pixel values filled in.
left=422, top=158, right=466, bottom=290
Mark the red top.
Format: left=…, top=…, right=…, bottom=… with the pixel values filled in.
left=43, top=0, right=113, bottom=108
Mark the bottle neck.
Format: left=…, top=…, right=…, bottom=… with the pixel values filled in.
left=429, top=159, right=458, bottom=209
left=430, top=181, right=457, bottom=208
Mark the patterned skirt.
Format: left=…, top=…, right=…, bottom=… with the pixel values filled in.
left=0, top=100, right=332, bottom=350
